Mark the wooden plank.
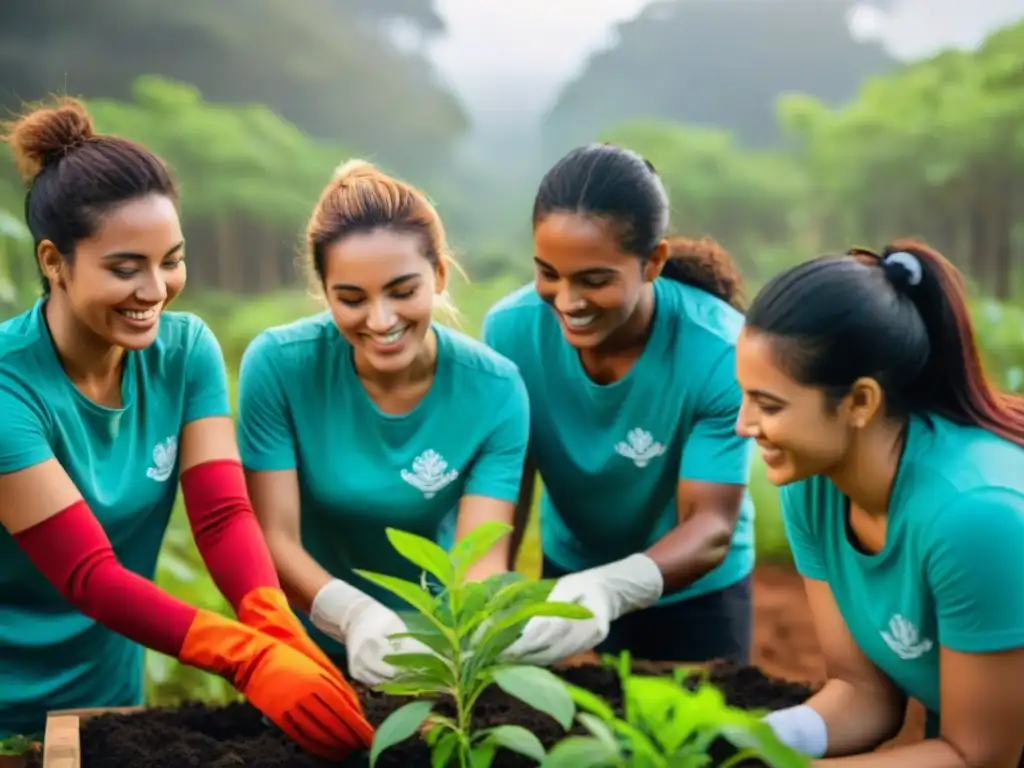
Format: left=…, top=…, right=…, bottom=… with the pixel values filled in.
left=41, top=706, right=145, bottom=768
left=41, top=716, right=78, bottom=768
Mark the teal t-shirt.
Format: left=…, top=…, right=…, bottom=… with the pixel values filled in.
left=481, top=278, right=756, bottom=605
left=781, top=412, right=1024, bottom=738
left=0, top=299, right=231, bottom=737
left=236, top=313, right=530, bottom=656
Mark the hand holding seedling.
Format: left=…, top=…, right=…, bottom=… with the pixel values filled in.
left=502, top=553, right=664, bottom=666
left=356, top=522, right=596, bottom=767
left=311, top=578, right=433, bottom=685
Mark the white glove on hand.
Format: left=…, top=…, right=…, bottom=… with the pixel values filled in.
left=310, top=579, right=430, bottom=686
left=761, top=705, right=828, bottom=757
left=501, top=554, right=664, bottom=666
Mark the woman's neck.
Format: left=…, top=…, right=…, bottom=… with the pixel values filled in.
left=827, top=417, right=908, bottom=517
left=44, top=295, right=124, bottom=389
left=597, top=282, right=657, bottom=356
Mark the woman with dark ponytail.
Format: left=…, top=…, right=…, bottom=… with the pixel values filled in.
left=736, top=241, right=1024, bottom=764
left=482, top=143, right=757, bottom=666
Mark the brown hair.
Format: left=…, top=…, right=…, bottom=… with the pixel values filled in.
left=1, top=96, right=178, bottom=293
left=305, top=159, right=462, bottom=322
left=663, top=236, right=745, bottom=310
left=746, top=238, right=1024, bottom=447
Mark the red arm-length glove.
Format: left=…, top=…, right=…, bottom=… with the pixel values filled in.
left=14, top=500, right=374, bottom=760
left=180, top=458, right=356, bottom=698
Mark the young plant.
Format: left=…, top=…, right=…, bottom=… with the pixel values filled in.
left=356, top=522, right=594, bottom=768
left=541, top=653, right=810, bottom=768
left=0, top=733, right=41, bottom=760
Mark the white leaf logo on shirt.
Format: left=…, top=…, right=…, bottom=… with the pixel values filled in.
left=146, top=436, right=178, bottom=483
left=401, top=449, right=459, bottom=499
left=880, top=614, right=933, bottom=660
left=614, top=428, right=666, bottom=468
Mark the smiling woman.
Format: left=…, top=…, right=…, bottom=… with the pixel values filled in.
left=739, top=243, right=1024, bottom=766
left=236, top=158, right=532, bottom=687
left=0, top=97, right=372, bottom=760
left=479, top=143, right=757, bottom=668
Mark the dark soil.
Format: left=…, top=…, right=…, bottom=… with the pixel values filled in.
left=26, top=662, right=816, bottom=768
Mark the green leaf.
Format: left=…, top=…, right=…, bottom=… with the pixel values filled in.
left=576, top=713, right=620, bottom=753
left=384, top=651, right=454, bottom=682
left=353, top=569, right=442, bottom=620
left=385, top=527, right=454, bottom=588
left=374, top=679, right=447, bottom=697
left=718, top=719, right=812, bottom=768
left=492, top=665, right=576, bottom=730
left=469, top=740, right=498, bottom=768
left=450, top=522, right=512, bottom=582
left=540, top=737, right=621, bottom=768
left=483, top=725, right=547, bottom=763
left=564, top=683, right=618, bottom=721
left=369, top=700, right=434, bottom=767
left=477, top=601, right=594, bottom=648
left=430, top=729, right=461, bottom=768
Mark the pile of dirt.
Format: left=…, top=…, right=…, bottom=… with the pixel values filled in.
left=26, top=662, right=816, bottom=768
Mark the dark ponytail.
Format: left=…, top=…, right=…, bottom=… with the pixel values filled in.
left=745, top=238, right=1024, bottom=448
left=662, top=236, right=745, bottom=311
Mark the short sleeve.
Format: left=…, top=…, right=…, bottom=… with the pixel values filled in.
left=678, top=347, right=753, bottom=485
left=183, top=318, right=232, bottom=424
left=481, top=308, right=508, bottom=356
left=463, top=373, right=530, bottom=503
left=926, top=488, right=1024, bottom=653
left=236, top=333, right=298, bottom=472
left=0, top=376, right=54, bottom=474
left=779, top=483, right=828, bottom=581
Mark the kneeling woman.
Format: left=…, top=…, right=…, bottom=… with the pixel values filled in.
left=237, top=160, right=530, bottom=686
left=738, top=242, right=1024, bottom=765
left=0, top=99, right=370, bottom=759
left=483, top=144, right=757, bottom=666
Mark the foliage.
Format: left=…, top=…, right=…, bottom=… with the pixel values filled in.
left=0, top=733, right=41, bottom=757
left=362, top=523, right=591, bottom=767
left=776, top=19, right=1024, bottom=298
left=0, top=0, right=466, bottom=171
left=600, top=121, right=808, bottom=282
left=542, top=653, right=808, bottom=768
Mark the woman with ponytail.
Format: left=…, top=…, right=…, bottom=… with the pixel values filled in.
left=482, top=144, right=757, bottom=667
left=736, top=241, right=1024, bottom=765
left=0, top=98, right=371, bottom=758
left=237, top=159, right=530, bottom=686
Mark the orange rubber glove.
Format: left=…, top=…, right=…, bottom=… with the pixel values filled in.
left=235, top=586, right=361, bottom=708
left=178, top=607, right=374, bottom=760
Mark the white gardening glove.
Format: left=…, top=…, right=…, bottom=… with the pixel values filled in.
left=501, top=553, right=664, bottom=666
left=310, top=578, right=431, bottom=686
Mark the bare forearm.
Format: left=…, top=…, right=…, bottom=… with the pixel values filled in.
left=806, top=679, right=905, bottom=756
left=814, top=740, right=967, bottom=767
left=644, top=510, right=733, bottom=593
left=264, top=532, right=335, bottom=614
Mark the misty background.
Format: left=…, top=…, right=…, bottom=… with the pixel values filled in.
left=1, top=0, right=1024, bottom=706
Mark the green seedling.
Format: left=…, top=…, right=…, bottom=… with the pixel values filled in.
left=541, top=652, right=810, bottom=768
left=356, top=522, right=595, bottom=768
left=0, top=733, right=41, bottom=757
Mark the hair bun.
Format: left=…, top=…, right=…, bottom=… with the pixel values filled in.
left=332, top=158, right=379, bottom=183
left=2, top=97, right=95, bottom=184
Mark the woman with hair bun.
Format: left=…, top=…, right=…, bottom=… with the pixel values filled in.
left=737, top=242, right=1024, bottom=765
left=482, top=143, right=757, bottom=666
left=237, top=159, right=531, bottom=686
left=0, top=98, right=372, bottom=759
